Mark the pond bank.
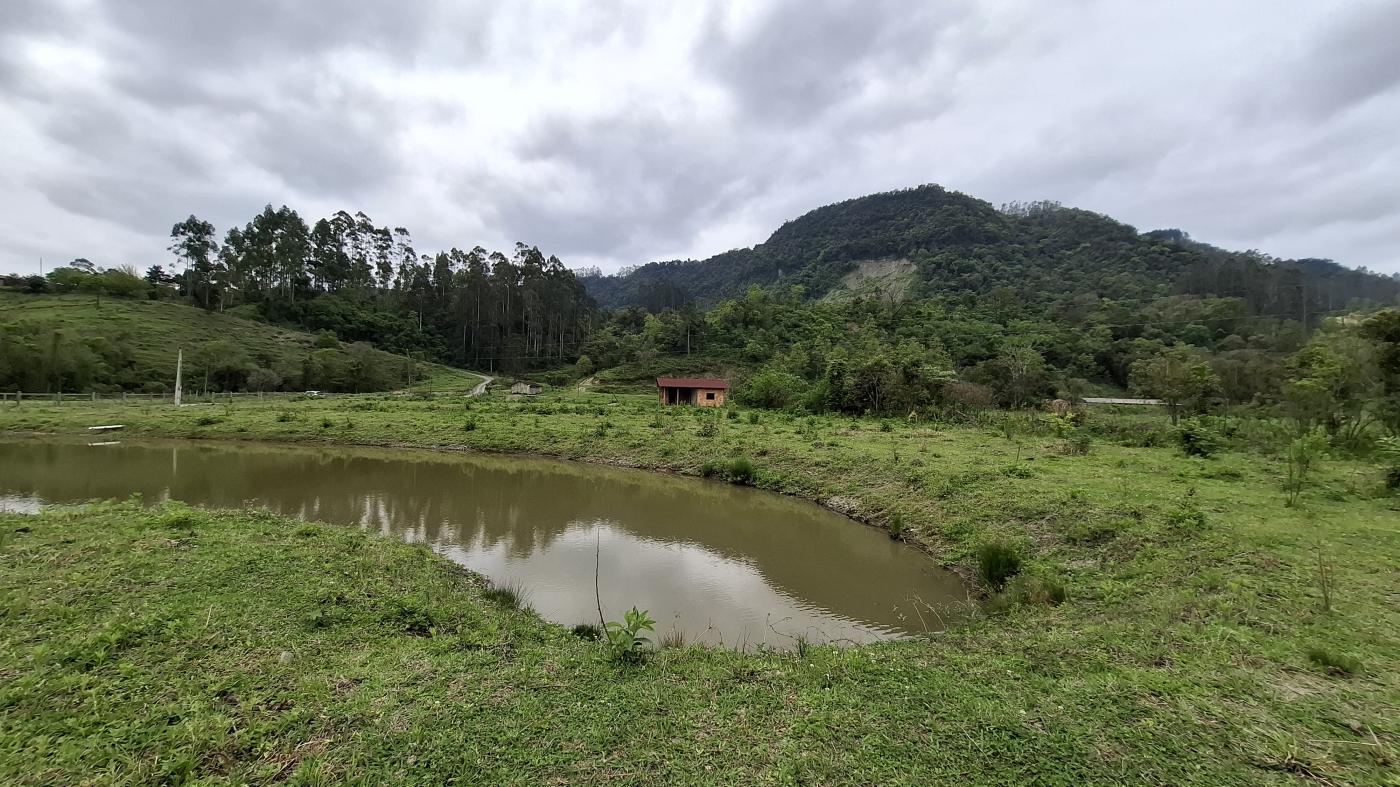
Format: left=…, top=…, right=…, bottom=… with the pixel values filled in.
left=1, top=394, right=1396, bottom=784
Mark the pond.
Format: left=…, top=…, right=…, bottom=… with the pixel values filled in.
left=0, top=436, right=967, bottom=648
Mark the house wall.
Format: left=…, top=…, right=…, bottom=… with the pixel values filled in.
left=658, top=387, right=726, bottom=406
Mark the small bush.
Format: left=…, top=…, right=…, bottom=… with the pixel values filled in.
left=1178, top=419, right=1225, bottom=458
left=157, top=508, right=199, bottom=530
left=747, top=412, right=760, bottom=425
left=1306, top=646, right=1361, bottom=676
left=194, top=415, right=223, bottom=426
left=605, top=607, right=656, bottom=665
left=727, top=457, right=756, bottom=485
left=700, top=457, right=757, bottom=485
left=886, top=512, right=907, bottom=541
left=320, top=417, right=334, bottom=429
left=725, top=409, right=738, bottom=420
left=1000, top=465, right=1033, bottom=478
left=1062, top=432, right=1092, bottom=455
left=275, top=411, right=295, bottom=423
left=697, top=419, right=719, bottom=438
left=976, top=541, right=1022, bottom=590
left=463, top=418, right=478, bottom=432
left=1285, top=429, right=1329, bottom=506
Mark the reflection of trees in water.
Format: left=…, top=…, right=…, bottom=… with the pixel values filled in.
left=0, top=438, right=965, bottom=622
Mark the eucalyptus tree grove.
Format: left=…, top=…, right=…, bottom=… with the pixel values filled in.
left=168, top=206, right=595, bottom=372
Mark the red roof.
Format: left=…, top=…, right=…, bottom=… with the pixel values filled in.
left=656, top=377, right=730, bottom=389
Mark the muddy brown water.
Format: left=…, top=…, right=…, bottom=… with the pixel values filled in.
left=0, top=436, right=967, bottom=648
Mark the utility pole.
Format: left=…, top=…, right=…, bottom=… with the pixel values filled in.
left=173, top=348, right=183, bottom=406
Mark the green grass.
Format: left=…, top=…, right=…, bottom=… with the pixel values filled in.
left=1, top=393, right=1398, bottom=783
left=0, top=293, right=481, bottom=392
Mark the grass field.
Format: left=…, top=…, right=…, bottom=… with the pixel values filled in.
left=1, top=391, right=1397, bottom=784
left=0, top=293, right=482, bottom=392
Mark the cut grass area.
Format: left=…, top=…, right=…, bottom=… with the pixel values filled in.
left=0, top=293, right=480, bottom=392
left=1, top=394, right=1397, bottom=784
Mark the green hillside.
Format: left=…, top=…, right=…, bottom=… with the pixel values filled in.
left=581, top=184, right=1400, bottom=312
left=0, top=293, right=482, bottom=393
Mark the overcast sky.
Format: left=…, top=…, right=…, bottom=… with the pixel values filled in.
left=2, top=0, right=1398, bottom=277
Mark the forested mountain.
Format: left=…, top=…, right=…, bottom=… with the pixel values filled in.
left=581, top=184, right=1399, bottom=318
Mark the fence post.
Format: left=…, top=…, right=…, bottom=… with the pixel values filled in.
left=56, top=392, right=62, bottom=404
left=92, top=392, right=97, bottom=402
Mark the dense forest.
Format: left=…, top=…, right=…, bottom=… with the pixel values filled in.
left=580, top=186, right=1398, bottom=318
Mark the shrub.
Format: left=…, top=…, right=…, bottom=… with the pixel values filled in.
left=747, top=411, right=760, bottom=425
left=976, top=541, right=1022, bottom=590
left=1062, top=432, right=1092, bottom=455
left=738, top=368, right=807, bottom=409
left=886, top=512, right=907, bottom=541
left=157, top=507, right=199, bottom=530
left=320, top=417, right=334, bottom=429
left=1306, top=646, right=1361, bottom=676
left=275, top=411, right=295, bottom=422
left=463, top=418, right=478, bottom=431
left=1285, top=429, right=1329, bottom=506
left=605, top=607, right=655, bottom=664
left=194, top=415, right=223, bottom=426
left=727, top=457, right=756, bottom=485
left=1177, top=418, right=1225, bottom=458
left=701, top=457, right=757, bottom=485
left=725, top=409, right=738, bottom=420
left=697, top=419, right=719, bottom=438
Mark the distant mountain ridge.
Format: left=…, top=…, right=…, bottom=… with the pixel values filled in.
left=581, top=184, right=1398, bottom=317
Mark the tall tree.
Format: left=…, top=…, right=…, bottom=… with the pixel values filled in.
left=168, top=215, right=220, bottom=309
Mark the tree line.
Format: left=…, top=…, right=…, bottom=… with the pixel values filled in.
left=579, top=284, right=1400, bottom=441
left=165, top=207, right=596, bottom=372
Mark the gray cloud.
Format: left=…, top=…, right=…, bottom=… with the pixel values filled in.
left=0, top=0, right=1397, bottom=275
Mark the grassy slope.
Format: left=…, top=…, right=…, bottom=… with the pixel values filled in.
left=0, top=293, right=482, bottom=391
left=0, top=392, right=1396, bottom=785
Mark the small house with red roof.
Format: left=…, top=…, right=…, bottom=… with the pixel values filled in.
left=656, top=377, right=729, bottom=407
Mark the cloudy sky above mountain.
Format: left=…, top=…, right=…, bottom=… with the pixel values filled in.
left=2, top=0, right=1398, bottom=276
